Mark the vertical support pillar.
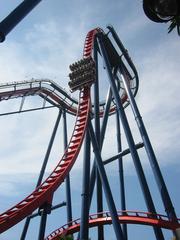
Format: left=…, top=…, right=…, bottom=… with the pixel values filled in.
left=89, top=88, right=112, bottom=206
left=94, top=39, right=104, bottom=240
left=120, top=69, right=177, bottom=221
left=80, top=131, right=91, bottom=240
left=108, top=26, right=176, bottom=222
left=20, top=110, right=62, bottom=240
left=38, top=202, right=52, bottom=240
left=116, top=111, right=127, bottom=240
left=63, top=110, right=73, bottom=224
left=88, top=122, right=124, bottom=240
left=77, top=88, right=112, bottom=240
left=97, top=33, right=164, bottom=240
left=90, top=89, right=112, bottom=196
left=38, top=209, right=47, bottom=240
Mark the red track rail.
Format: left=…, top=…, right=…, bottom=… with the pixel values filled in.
left=0, top=29, right=133, bottom=117
left=0, top=87, right=90, bottom=233
left=0, top=28, right=100, bottom=233
left=0, top=28, right=133, bottom=234
left=0, top=80, right=122, bottom=116
left=46, top=211, right=180, bottom=239
left=0, top=86, right=77, bottom=115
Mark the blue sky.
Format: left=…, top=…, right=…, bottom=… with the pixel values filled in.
left=0, top=0, right=180, bottom=239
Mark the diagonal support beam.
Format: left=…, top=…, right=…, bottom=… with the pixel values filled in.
left=88, top=121, right=125, bottom=240
left=20, top=110, right=62, bottom=240
left=97, top=32, right=165, bottom=240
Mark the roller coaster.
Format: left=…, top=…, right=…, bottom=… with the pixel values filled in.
left=0, top=1, right=179, bottom=240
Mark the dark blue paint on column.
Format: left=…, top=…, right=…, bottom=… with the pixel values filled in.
left=97, top=32, right=164, bottom=240
left=80, top=131, right=91, bottom=240
left=20, top=110, right=62, bottom=240
left=63, top=110, right=73, bottom=224
left=94, top=39, right=104, bottom=240
left=89, top=122, right=125, bottom=240
left=0, top=0, right=42, bottom=42
left=116, top=111, right=128, bottom=240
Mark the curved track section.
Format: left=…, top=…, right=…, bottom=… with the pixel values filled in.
left=0, top=29, right=139, bottom=117
left=0, top=80, right=78, bottom=115
left=46, top=211, right=180, bottom=239
left=0, top=28, right=100, bottom=233
left=0, top=87, right=90, bottom=233
left=0, top=27, right=139, bottom=234
left=0, top=79, right=118, bottom=116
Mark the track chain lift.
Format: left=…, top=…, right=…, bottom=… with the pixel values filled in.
left=68, top=56, right=96, bottom=92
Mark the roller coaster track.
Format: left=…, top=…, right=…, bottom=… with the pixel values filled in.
left=0, top=78, right=126, bottom=117
left=0, top=86, right=90, bottom=233
left=46, top=211, right=180, bottom=239
left=0, top=28, right=146, bottom=236
left=0, top=0, right=178, bottom=237
left=0, top=30, right=139, bottom=117
left=0, top=70, right=131, bottom=117
left=0, top=79, right=78, bottom=115
left=0, top=28, right=101, bottom=234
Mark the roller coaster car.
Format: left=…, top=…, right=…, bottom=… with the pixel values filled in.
left=68, top=57, right=96, bottom=92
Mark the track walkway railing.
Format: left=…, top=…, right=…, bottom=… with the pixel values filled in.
left=45, top=211, right=180, bottom=240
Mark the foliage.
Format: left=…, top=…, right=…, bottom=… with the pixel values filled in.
left=168, top=16, right=180, bottom=36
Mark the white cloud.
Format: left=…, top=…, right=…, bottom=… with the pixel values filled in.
left=0, top=12, right=179, bottom=180
left=136, top=37, right=180, bottom=163
left=0, top=2, right=179, bottom=239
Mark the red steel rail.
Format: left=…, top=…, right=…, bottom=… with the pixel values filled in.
left=0, top=87, right=90, bottom=233
left=46, top=211, right=180, bottom=240
left=0, top=28, right=136, bottom=235
left=0, top=29, right=136, bottom=117
left=0, top=79, right=122, bottom=116
left=0, top=28, right=100, bottom=234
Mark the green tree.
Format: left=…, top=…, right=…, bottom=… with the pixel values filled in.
left=168, top=16, right=180, bottom=35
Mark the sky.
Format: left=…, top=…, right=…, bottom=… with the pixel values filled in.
left=0, top=0, right=180, bottom=239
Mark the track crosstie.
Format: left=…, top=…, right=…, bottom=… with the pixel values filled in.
left=0, top=28, right=100, bottom=234
left=0, top=26, right=179, bottom=239
left=46, top=211, right=180, bottom=239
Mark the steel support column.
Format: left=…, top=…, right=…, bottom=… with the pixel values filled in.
left=120, top=69, right=177, bottom=221
left=37, top=109, right=62, bottom=186
left=116, top=110, right=127, bottom=240
left=94, top=39, right=104, bottom=240
left=97, top=33, right=164, bottom=240
left=88, top=122, right=125, bottom=240
left=38, top=203, right=50, bottom=240
left=63, top=110, right=73, bottom=224
left=77, top=87, right=113, bottom=240
left=20, top=110, right=62, bottom=240
left=0, top=0, right=42, bottom=42
left=89, top=87, right=112, bottom=205
left=80, top=130, right=91, bottom=240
